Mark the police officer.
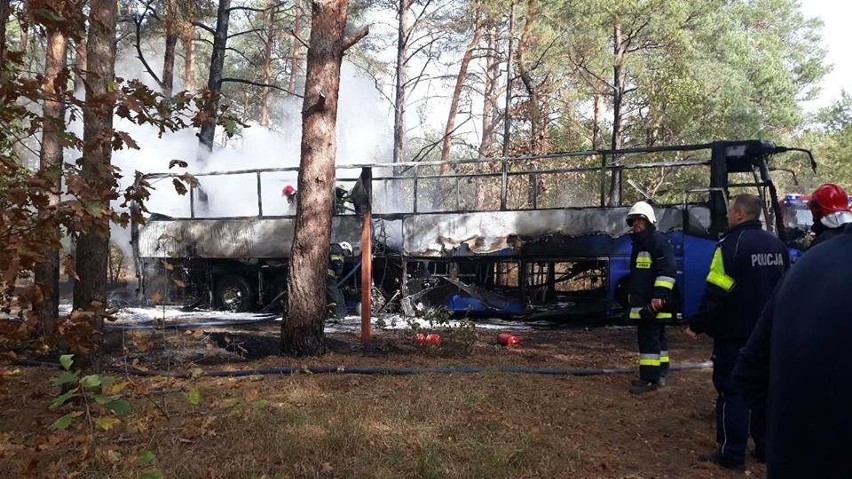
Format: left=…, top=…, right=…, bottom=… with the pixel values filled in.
left=733, top=223, right=852, bottom=478
left=685, top=194, right=789, bottom=470
left=626, top=201, right=677, bottom=394
left=807, top=183, right=852, bottom=248
left=327, top=241, right=353, bottom=319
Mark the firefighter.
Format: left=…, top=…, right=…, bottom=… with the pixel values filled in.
left=685, top=194, right=789, bottom=470
left=625, top=201, right=677, bottom=394
left=733, top=223, right=852, bottom=478
left=327, top=241, right=353, bottom=320
left=807, top=183, right=852, bottom=248
left=282, top=184, right=297, bottom=208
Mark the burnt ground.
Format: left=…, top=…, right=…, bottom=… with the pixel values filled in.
left=0, top=322, right=765, bottom=478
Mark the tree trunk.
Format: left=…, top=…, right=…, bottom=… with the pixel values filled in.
left=73, top=36, right=86, bottom=92
left=608, top=20, right=625, bottom=205
left=74, top=0, right=117, bottom=335
left=392, top=0, right=410, bottom=166
left=433, top=1, right=483, bottom=209
left=592, top=93, right=602, bottom=149
left=33, top=26, right=68, bottom=338
left=282, top=0, right=367, bottom=357
left=161, top=0, right=178, bottom=98
left=478, top=23, right=499, bottom=160
left=260, top=0, right=276, bottom=126
left=182, top=35, right=195, bottom=91
left=0, top=0, right=10, bottom=74
left=288, top=0, right=304, bottom=94
left=517, top=0, right=542, bottom=153
left=197, top=0, right=231, bottom=162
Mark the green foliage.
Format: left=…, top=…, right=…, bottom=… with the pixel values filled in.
left=48, top=354, right=132, bottom=432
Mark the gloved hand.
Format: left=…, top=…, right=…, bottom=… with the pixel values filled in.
left=639, top=303, right=658, bottom=321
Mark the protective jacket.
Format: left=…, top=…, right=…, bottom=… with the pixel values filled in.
left=328, top=243, right=346, bottom=279
left=689, top=220, right=788, bottom=339
left=733, top=224, right=852, bottom=478
left=809, top=222, right=845, bottom=249
left=627, top=227, right=676, bottom=321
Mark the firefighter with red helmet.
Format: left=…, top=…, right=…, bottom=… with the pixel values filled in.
left=808, top=183, right=852, bottom=248
left=625, top=201, right=677, bottom=394
left=282, top=184, right=297, bottom=206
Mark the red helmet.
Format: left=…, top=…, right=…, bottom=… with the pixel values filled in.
left=808, top=183, right=850, bottom=218
left=282, top=185, right=296, bottom=197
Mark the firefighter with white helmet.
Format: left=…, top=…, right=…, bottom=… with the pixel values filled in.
left=625, top=201, right=677, bottom=394
left=327, top=241, right=353, bottom=319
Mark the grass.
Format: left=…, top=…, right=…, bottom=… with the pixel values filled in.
left=0, top=328, right=756, bottom=478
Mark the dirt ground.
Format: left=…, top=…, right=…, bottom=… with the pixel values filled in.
left=0, top=322, right=766, bottom=478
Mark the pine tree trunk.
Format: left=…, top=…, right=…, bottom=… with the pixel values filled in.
left=182, top=35, right=195, bottom=91
left=282, top=0, right=366, bottom=357
left=609, top=20, right=625, bottom=206
left=0, top=0, right=9, bottom=74
left=434, top=0, right=483, bottom=209
left=288, top=0, right=304, bottom=93
left=197, top=0, right=231, bottom=161
left=392, top=0, right=410, bottom=166
left=162, top=0, right=178, bottom=98
left=34, top=27, right=68, bottom=338
left=260, top=0, right=276, bottom=126
left=74, top=0, right=117, bottom=336
left=73, top=36, right=86, bottom=92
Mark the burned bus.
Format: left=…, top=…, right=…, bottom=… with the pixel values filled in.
left=133, top=139, right=813, bottom=321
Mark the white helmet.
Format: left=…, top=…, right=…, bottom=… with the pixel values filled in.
left=627, top=201, right=656, bottom=224
left=339, top=241, right=353, bottom=255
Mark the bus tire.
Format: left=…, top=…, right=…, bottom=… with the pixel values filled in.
left=215, top=275, right=254, bottom=312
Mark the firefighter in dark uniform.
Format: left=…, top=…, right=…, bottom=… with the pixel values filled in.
left=733, top=223, right=852, bottom=478
left=626, top=201, right=677, bottom=394
left=807, top=183, right=852, bottom=249
left=327, top=241, right=353, bottom=319
left=685, top=194, right=789, bottom=470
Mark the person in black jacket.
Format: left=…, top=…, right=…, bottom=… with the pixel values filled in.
left=685, top=194, right=789, bottom=470
left=732, top=223, right=852, bottom=478
left=327, top=242, right=353, bottom=319
left=625, top=201, right=677, bottom=394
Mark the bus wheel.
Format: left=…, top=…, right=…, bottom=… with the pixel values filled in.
left=215, top=275, right=254, bottom=312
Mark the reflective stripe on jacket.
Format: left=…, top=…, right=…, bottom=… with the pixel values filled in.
left=328, top=244, right=345, bottom=279
left=689, top=219, right=789, bottom=339
left=628, top=228, right=676, bottom=320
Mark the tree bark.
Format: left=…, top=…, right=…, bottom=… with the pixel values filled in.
left=182, top=35, right=195, bottom=91
left=197, top=0, right=231, bottom=162
left=73, top=36, right=87, bottom=92
left=161, top=0, right=178, bottom=98
left=392, top=0, right=411, bottom=166
left=0, top=0, right=10, bottom=74
left=74, top=0, right=117, bottom=335
left=282, top=0, right=367, bottom=357
left=33, top=25, right=68, bottom=338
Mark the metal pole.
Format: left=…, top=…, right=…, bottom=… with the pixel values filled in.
left=256, top=171, right=263, bottom=217
left=360, top=167, right=373, bottom=344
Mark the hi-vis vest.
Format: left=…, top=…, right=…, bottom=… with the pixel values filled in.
left=628, top=230, right=677, bottom=320
left=689, top=220, right=789, bottom=339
